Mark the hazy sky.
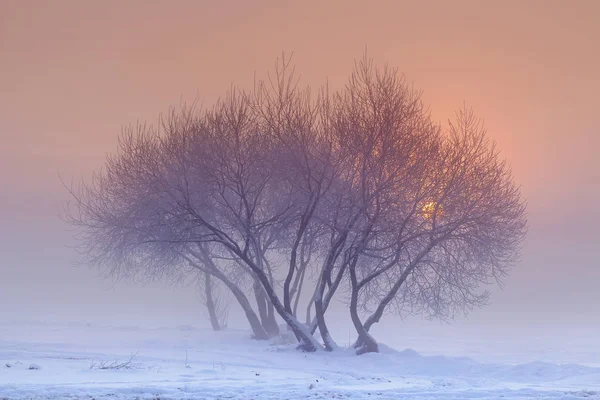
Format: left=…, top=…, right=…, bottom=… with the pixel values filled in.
left=1, top=1, right=599, bottom=332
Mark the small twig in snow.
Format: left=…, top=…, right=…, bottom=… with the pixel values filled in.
left=89, top=352, right=139, bottom=370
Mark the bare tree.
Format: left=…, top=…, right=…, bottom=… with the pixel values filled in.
left=64, top=116, right=271, bottom=340
left=331, top=59, right=528, bottom=353
left=173, top=82, right=326, bottom=351
left=65, top=54, right=526, bottom=355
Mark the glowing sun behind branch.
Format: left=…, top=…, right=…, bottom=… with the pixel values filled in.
left=422, top=201, right=444, bottom=221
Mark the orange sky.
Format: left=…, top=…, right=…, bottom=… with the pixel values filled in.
left=1, top=0, right=599, bottom=325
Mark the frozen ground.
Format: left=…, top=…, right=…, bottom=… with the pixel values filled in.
left=1, top=321, right=599, bottom=400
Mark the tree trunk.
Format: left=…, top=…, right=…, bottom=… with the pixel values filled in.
left=350, top=243, right=437, bottom=352
left=306, top=295, right=315, bottom=328
left=235, top=251, right=321, bottom=352
left=308, top=262, right=347, bottom=336
left=349, top=292, right=379, bottom=354
left=349, top=268, right=379, bottom=354
left=292, top=262, right=307, bottom=318
left=266, top=300, right=279, bottom=335
left=204, top=272, right=221, bottom=331
left=311, top=267, right=338, bottom=351
left=203, top=269, right=268, bottom=340
left=253, top=280, right=279, bottom=337
left=229, top=282, right=269, bottom=340
left=253, top=280, right=269, bottom=325
left=314, top=293, right=337, bottom=351
left=183, top=250, right=270, bottom=340
left=212, top=272, right=268, bottom=340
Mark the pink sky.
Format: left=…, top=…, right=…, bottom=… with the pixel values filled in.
left=1, top=0, right=598, bottom=328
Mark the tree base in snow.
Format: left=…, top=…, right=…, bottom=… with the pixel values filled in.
left=354, top=338, right=379, bottom=355
left=296, top=342, right=317, bottom=352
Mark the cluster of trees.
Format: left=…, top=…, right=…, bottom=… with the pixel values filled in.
left=66, top=56, right=526, bottom=354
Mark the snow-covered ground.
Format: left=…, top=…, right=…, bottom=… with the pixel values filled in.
left=1, top=321, right=599, bottom=400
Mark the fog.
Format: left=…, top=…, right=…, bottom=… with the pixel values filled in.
left=1, top=0, right=599, bottom=360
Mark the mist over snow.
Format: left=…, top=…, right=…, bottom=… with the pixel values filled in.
left=1, top=321, right=600, bottom=400
left=2, top=0, right=600, bottom=399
